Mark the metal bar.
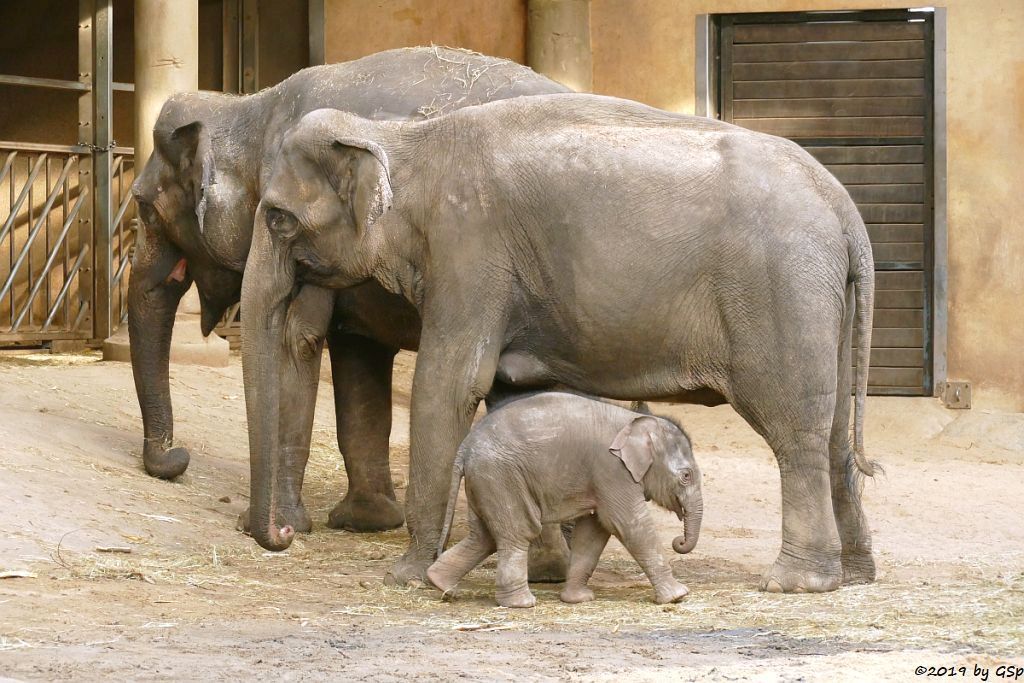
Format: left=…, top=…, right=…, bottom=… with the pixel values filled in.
left=12, top=192, right=87, bottom=331
left=110, top=179, right=134, bottom=236
left=44, top=243, right=90, bottom=330
left=78, top=0, right=96, bottom=339
left=694, top=15, right=712, bottom=118
left=92, top=0, right=113, bottom=341
left=0, top=151, right=17, bottom=188
left=931, top=7, right=948, bottom=394
left=112, top=82, right=134, bottom=92
left=0, top=74, right=90, bottom=92
left=0, top=158, right=78, bottom=302
left=111, top=238, right=132, bottom=288
left=0, top=331, right=91, bottom=343
left=0, top=153, right=49, bottom=247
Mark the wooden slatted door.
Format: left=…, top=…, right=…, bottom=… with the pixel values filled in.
left=717, top=10, right=934, bottom=395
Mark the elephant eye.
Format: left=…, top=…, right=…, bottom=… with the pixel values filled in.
left=265, top=206, right=297, bottom=237
left=679, top=468, right=693, bottom=486
left=136, top=200, right=161, bottom=227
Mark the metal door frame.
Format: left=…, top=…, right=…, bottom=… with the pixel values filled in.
left=694, top=8, right=948, bottom=397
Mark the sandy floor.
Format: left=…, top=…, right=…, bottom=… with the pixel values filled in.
left=0, top=350, right=1022, bottom=681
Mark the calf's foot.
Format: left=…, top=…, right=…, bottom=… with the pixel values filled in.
left=496, top=586, right=536, bottom=608
left=327, top=491, right=405, bottom=532
left=559, top=585, right=595, bottom=604
left=385, top=546, right=433, bottom=586
left=654, top=580, right=689, bottom=604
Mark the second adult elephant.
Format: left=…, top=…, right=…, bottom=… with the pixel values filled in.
left=243, top=94, right=879, bottom=594
left=127, top=47, right=569, bottom=533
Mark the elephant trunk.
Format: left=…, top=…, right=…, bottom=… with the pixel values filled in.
left=671, top=491, right=703, bottom=554
left=241, top=214, right=296, bottom=552
left=127, top=236, right=192, bottom=479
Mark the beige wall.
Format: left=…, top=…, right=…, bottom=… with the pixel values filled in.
left=322, top=0, right=527, bottom=64
left=588, top=0, right=1024, bottom=410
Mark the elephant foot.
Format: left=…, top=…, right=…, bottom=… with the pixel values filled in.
left=236, top=502, right=313, bottom=535
left=760, top=551, right=842, bottom=594
left=496, top=586, right=536, bottom=609
left=143, top=444, right=190, bottom=480
left=527, top=543, right=569, bottom=583
left=327, top=491, right=405, bottom=532
left=425, top=562, right=458, bottom=596
left=559, top=584, right=595, bottom=604
left=654, top=580, right=689, bottom=604
left=841, top=550, right=877, bottom=585
left=384, top=547, right=433, bottom=586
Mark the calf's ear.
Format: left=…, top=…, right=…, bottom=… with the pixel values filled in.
left=609, top=416, right=660, bottom=484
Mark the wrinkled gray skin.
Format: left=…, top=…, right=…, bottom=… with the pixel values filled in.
left=128, top=47, right=569, bottom=536
left=427, top=392, right=702, bottom=608
left=246, top=93, right=878, bottom=593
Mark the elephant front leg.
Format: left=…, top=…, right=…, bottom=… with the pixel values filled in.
left=385, top=321, right=504, bottom=586
left=560, top=514, right=610, bottom=604
left=325, top=333, right=404, bottom=532
left=604, top=503, right=688, bottom=604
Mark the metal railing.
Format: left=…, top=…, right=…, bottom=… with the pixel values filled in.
left=0, top=143, right=92, bottom=343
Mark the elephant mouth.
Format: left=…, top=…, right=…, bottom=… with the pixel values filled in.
left=673, top=496, right=685, bottom=521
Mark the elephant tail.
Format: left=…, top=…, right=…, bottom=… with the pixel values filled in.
left=437, top=452, right=466, bottom=557
left=849, top=217, right=879, bottom=479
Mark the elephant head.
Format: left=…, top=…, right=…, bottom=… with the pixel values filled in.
left=241, top=109, right=399, bottom=551
left=609, top=415, right=703, bottom=554
left=128, top=93, right=252, bottom=478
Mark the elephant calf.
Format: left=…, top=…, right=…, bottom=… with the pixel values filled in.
left=427, top=393, right=702, bottom=608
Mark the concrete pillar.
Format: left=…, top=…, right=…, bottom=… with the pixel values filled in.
left=526, top=0, right=593, bottom=92
left=103, top=0, right=228, bottom=366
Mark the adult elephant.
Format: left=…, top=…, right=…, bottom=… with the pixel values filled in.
left=243, top=94, right=879, bottom=593
left=128, top=47, right=570, bottom=535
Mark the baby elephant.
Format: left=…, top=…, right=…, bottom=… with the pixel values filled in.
left=427, top=392, right=702, bottom=607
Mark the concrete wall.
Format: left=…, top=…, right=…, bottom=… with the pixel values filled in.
left=588, top=0, right=1024, bottom=410
left=321, top=0, right=527, bottom=64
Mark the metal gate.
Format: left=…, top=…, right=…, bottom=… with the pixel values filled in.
left=714, top=9, right=936, bottom=396
left=0, top=0, right=136, bottom=347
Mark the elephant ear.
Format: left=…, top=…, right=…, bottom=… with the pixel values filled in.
left=159, top=119, right=214, bottom=233
left=324, top=137, right=393, bottom=233
left=609, top=416, right=659, bottom=484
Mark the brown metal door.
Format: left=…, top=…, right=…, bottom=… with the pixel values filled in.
left=717, top=10, right=935, bottom=396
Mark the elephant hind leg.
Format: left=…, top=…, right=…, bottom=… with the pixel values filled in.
left=729, top=361, right=843, bottom=594
left=325, top=333, right=405, bottom=533
left=560, top=514, right=610, bottom=604
left=426, top=512, right=495, bottom=595
left=494, top=543, right=536, bottom=608
left=831, top=286, right=876, bottom=585
left=527, top=523, right=570, bottom=583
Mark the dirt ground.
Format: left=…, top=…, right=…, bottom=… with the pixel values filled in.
left=0, top=350, right=1022, bottom=681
